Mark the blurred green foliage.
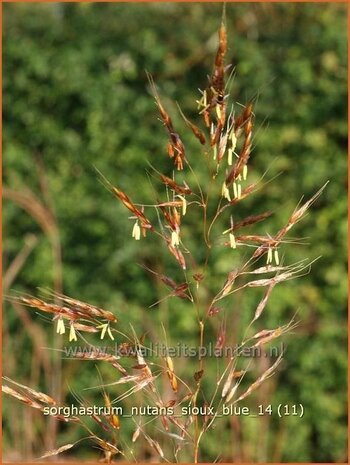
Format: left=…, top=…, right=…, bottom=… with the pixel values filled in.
left=3, top=3, right=347, bottom=462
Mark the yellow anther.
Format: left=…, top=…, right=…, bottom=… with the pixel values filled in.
left=107, top=326, right=115, bottom=341
left=132, top=221, right=141, bottom=241
left=229, top=233, right=236, bottom=249
left=228, top=148, right=233, bottom=166
left=230, top=131, right=237, bottom=152
left=56, top=318, right=65, bottom=335
left=178, top=195, right=187, bottom=215
left=69, top=323, right=77, bottom=342
left=274, top=249, right=280, bottom=265
left=171, top=231, right=180, bottom=247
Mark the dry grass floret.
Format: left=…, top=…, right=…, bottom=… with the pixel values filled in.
left=3, top=16, right=326, bottom=463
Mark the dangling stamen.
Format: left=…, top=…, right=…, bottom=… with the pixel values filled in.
left=56, top=317, right=65, bottom=335
left=228, top=148, right=233, bottom=166
left=69, top=323, right=77, bottom=342
left=97, top=323, right=115, bottom=341
left=171, top=231, right=180, bottom=247
left=230, top=131, right=237, bottom=152
left=229, top=233, right=236, bottom=249
left=233, top=182, right=238, bottom=199
left=107, top=326, right=115, bottom=341
left=274, top=249, right=280, bottom=265
left=222, top=182, right=231, bottom=201
left=132, top=221, right=141, bottom=241
left=178, top=195, right=187, bottom=216
left=216, top=104, right=222, bottom=120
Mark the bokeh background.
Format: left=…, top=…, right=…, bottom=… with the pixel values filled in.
left=3, top=2, right=347, bottom=462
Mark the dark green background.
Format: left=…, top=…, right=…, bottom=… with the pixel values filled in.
left=3, top=3, right=347, bottom=462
